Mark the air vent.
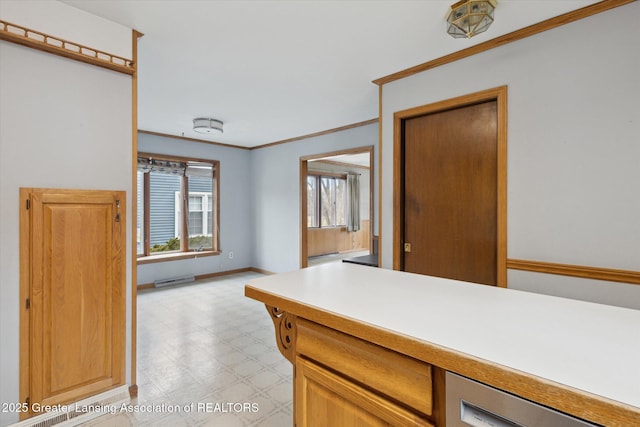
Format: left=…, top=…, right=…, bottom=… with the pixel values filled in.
left=11, top=386, right=129, bottom=427
left=154, top=274, right=195, bottom=287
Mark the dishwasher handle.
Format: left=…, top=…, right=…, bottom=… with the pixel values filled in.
left=460, top=400, right=523, bottom=427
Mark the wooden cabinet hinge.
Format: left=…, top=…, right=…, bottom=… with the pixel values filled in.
left=26, top=298, right=30, bottom=309
left=26, top=199, right=30, bottom=210
left=115, top=199, right=121, bottom=222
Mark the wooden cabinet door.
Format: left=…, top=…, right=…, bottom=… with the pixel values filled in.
left=295, top=357, right=433, bottom=427
left=21, top=188, right=126, bottom=414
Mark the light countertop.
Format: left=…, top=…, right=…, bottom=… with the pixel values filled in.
left=245, top=262, right=640, bottom=413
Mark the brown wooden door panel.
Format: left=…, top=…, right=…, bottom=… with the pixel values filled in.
left=44, top=204, right=112, bottom=397
left=403, top=101, right=498, bottom=285
left=24, top=188, right=126, bottom=413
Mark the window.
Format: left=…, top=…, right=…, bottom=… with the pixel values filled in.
left=307, top=174, right=347, bottom=228
left=175, top=190, right=214, bottom=251
left=137, top=153, right=219, bottom=258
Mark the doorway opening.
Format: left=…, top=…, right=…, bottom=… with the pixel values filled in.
left=300, top=146, right=374, bottom=268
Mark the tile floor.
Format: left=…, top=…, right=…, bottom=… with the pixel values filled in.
left=84, top=271, right=293, bottom=426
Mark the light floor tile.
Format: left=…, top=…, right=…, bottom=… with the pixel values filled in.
left=81, top=272, right=293, bottom=426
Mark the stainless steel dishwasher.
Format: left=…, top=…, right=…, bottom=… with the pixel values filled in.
left=445, top=372, right=598, bottom=426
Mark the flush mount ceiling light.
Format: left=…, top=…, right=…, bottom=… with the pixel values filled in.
left=446, top=0, right=497, bottom=39
left=193, top=117, right=223, bottom=134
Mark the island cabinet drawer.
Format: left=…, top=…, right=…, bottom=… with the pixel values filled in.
left=296, top=318, right=433, bottom=417
left=296, top=357, right=434, bottom=427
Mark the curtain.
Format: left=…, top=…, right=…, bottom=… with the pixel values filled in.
left=186, top=161, right=214, bottom=178
left=137, top=157, right=186, bottom=175
left=138, top=158, right=215, bottom=177
left=347, top=173, right=360, bottom=232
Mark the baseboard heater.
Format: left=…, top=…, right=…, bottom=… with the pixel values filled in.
left=11, top=385, right=130, bottom=427
left=154, top=274, right=195, bottom=287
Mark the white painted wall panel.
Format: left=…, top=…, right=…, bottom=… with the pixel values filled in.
left=508, top=270, right=640, bottom=311
left=0, top=0, right=132, bottom=58
left=0, top=41, right=132, bottom=427
left=136, top=133, right=253, bottom=285
left=251, top=124, right=377, bottom=273
left=380, top=3, right=640, bottom=306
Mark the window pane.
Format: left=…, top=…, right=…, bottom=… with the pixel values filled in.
left=188, top=211, right=203, bottom=235
left=149, top=172, right=181, bottom=253
left=189, top=195, right=202, bottom=211
left=136, top=170, right=145, bottom=255
left=207, top=195, right=213, bottom=244
left=320, top=177, right=335, bottom=227
left=335, top=178, right=347, bottom=226
left=307, top=176, right=318, bottom=227
left=188, top=175, right=213, bottom=250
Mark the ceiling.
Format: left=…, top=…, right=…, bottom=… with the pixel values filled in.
left=310, top=152, right=370, bottom=168
left=61, top=0, right=599, bottom=148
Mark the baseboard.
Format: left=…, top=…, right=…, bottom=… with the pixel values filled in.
left=248, top=267, right=275, bottom=275
left=128, top=384, right=138, bottom=398
left=10, top=385, right=130, bottom=427
left=195, top=267, right=253, bottom=281
left=137, top=266, right=274, bottom=288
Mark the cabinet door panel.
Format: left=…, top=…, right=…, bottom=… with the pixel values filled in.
left=25, top=188, right=126, bottom=411
left=297, top=318, right=433, bottom=416
left=296, top=357, right=433, bottom=427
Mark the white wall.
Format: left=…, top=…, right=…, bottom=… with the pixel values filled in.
left=138, top=125, right=378, bottom=279
left=0, top=0, right=131, bottom=58
left=137, top=133, right=254, bottom=284
left=252, top=124, right=378, bottom=273
left=0, top=2, right=132, bottom=426
left=380, top=3, right=640, bottom=309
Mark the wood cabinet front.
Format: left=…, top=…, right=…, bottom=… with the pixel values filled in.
left=296, top=357, right=433, bottom=427
left=295, top=319, right=436, bottom=426
left=20, top=188, right=126, bottom=418
left=246, top=263, right=640, bottom=427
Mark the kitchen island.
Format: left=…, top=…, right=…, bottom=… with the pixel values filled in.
left=245, top=263, right=640, bottom=426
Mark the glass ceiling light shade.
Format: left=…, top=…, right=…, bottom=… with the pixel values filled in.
left=446, top=0, right=497, bottom=39
left=193, top=117, right=223, bottom=134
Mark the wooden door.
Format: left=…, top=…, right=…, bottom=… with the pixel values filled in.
left=403, top=101, right=498, bottom=285
left=20, top=188, right=126, bottom=416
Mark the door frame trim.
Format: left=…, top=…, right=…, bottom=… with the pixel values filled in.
left=392, top=86, right=508, bottom=287
left=19, top=188, right=30, bottom=420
